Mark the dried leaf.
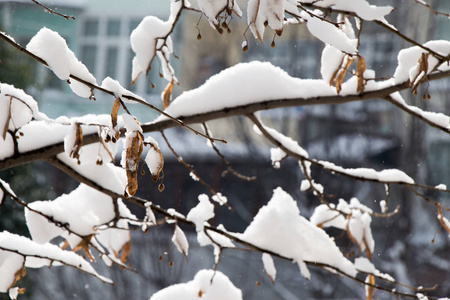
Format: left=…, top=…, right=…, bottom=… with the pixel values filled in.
left=124, top=132, right=143, bottom=196
left=249, top=0, right=263, bottom=42
left=162, top=80, right=174, bottom=109
left=262, top=253, right=276, bottom=283
left=356, top=55, right=366, bottom=93
left=437, top=203, right=450, bottom=235
left=410, top=52, right=430, bottom=94
left=172, top=225, right=189, bottom=261
left=120, top=236, right=132, bottom=264
left=2, top=97, right=11, bottom=140
left=144, top=139, right=164, bottom=182
left=9, top=266, right=26, bottom=289
left=335, top=57, right=355, bottom=94
left=366, top=274, right=375, bottom=300
left=72, top=234, right=95, bottom=262
left=111, top=98, right=120, bottom=129
left=69, top=123, right=83, bottom=162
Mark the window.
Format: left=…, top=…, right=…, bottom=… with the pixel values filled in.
left=105, top=47, right=118, bottom=77
left=83, top=19, right=99, bottom=36
left=107, top=19, right=121, bottom=36
left=81, top=45, right=97, bottom=75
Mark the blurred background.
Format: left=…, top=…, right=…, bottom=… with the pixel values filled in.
left=0, top=0, right=449, bottom=299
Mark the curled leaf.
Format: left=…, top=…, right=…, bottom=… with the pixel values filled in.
left=162, top=80, right=174, bottom=109
left=144, top=137, right=164, bottom=182
left=172, top=225, right=189, bottom=261
left=120, top=237, right=132, bottom=264
left=262, top=253, right=276, bottom=283
left=356, top=55, right=366, bottom=93
left=366, top=274, right=375, bottom=300
left=335, top=57, right=355, bottom=94
left=410, top=52, right=430, bottom=95
left=122, top=131, right=143, bottom=196
left=72, top=234, right=95, bottom=262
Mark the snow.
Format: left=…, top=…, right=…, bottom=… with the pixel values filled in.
left=0, top=231, right=112, bottom=288
left=301, top=0, right=393, bottom=23
left=310, top=203, right=346, bottom=230
left=389, top=92, right=450, bottom=130
left=318, top=160, right=415, bottom=184
left=262, top=253, right=276, bottom=283
left=393, top=40, right=450, bottom=85
left=302, top=11, right=358, bottom=54
left=172, top=225, right=189, bottom=257
left=155, top=61, right=336, bottom=121
left=270, top=147, right=286, bottom=169
left=0, top=83, right=48, bottom=136
left=247, top=0, right=287, bottom=40
left=0, top=179, right=16, bottom=205
left=101, top=77, right=145, bottom=103
left=211, top=193, right=228, bottom=206
left=186, top=194, right=214, bottom=232
left=130, top=0, right=182, bottom=83
left=354, top=257, right=395, bottom=282
left=320, top=44, right=345, bottom=83
left=435, top=184, right=447, bottom=191
left=25, top=184, right=133, bottom=249
left=26, top=27, right=97, bottom=98
left=149, top=269, right=242, bottom=300
left=238, top=187, right=357, bottom=279
left=0, top=246, right=24, bottom=293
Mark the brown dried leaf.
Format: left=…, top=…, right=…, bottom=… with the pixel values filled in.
left=356, top=55, right=366, bottom=93
left=162, top=80, right=175, bottom=110
left=120, top=236, right=132, bottom=264
left=249, top=0, right=263, bottom=42
left=366, top=274, right=375, bottom=300
left=111, top=98, right=120, bottom=129
left=125, top=133, right=143, bottom=196
left=410, top=52, right=430, bottom=94
left=437, top=203, right=450, bottom=235
left=70, top=123, right=83, bottom=162
left=72, top=234, right=95, bottom=262
left=335, top=57, right=355, bottom=94
left=9, top=266, right=27, bottom=289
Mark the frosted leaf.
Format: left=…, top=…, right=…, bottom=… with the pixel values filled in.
left=0, top=179, right=15, bottom=206
left=149, top=269, right=242, bottom=300
left=26, top=28, right=97, bottom=98
left=393, top=40, right=450, bottom=85
left=262, top=253, right=276, bottom=283
left=248, top=0, right=285, bottom=41
left=239, top=187, right=357, bottom=279
left=144, top=138, right=164, bottom=182
left=310, top=204, right=346, bottom=230
left=321, top=44, right=345, bottom=83
left=186, top=194, right=214, bottom=232
left=122, top=114, right=142, bottom=133
left=302, top=12, right=358, bottom=54
left=0, top=248, right=24, bottom=293
left=172, top=225, right=189, bottom=259
left=0, top=84, right=48, bottom=137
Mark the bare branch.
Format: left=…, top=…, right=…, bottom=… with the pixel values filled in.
left=30, top=0, right=76, bottom=20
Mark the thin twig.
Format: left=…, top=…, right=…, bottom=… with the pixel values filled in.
left=201, top=123, right=256, bottom=181
left=160, top=131, right=233, bottom=210
left=30, top=0, right=76, bottom=20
